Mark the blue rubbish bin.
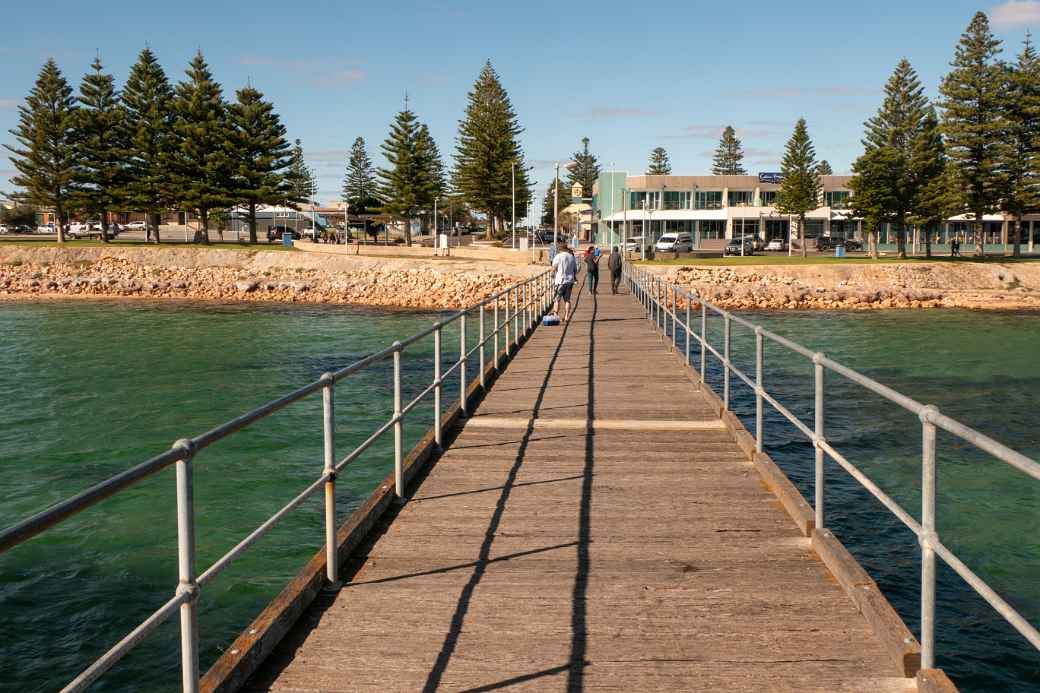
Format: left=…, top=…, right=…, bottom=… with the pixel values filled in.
left=835, top=246, right=846, bottom=258
left=283, top=234, right=293, bottom=248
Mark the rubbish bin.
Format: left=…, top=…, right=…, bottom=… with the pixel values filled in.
left=283, top=234, right=293, bottom=248
left=835, top=246, right=846, bottom=258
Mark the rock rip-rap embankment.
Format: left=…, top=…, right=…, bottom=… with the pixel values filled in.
left=0, top=246, right=538, bottom=308
left=661, top=262, right=1040, bottom=310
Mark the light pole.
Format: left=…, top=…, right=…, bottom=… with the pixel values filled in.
left=642, top=199, right=649, bottom=261
left=553, top=162, right=560, bottom=248
left=511, top=162, right=516, bottom=250
left=609, top=164, right=616, bottom=249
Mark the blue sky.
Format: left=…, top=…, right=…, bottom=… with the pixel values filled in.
left=2, top=0, right=1039, bottom=220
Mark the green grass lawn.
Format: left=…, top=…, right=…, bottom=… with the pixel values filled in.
left=0, top=239, right=297, bottom=251
left=640, top=254, right=1040, bottom=266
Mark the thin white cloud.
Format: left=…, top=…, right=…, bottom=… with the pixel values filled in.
left=991, top=0, right=1040, bottom=27
left=666, top=124, right=781, bottom=140
left=0, top=99, right=17, bottom=109
left=314, top=69, right=366, bottom=87
left=574, top=107, right=658, bottom=120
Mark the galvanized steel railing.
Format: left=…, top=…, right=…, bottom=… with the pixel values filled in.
left=626, top=264, right=1040, bottom=670
left=0, top=268, right=554, bottom=693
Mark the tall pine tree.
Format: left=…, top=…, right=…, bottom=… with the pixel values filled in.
left=121, top=47, right=174, bottom=243
left=285, top=139, right=315, bottom=236
left=343, top=136, right=379, bottom=213
left=453, top=61, right=532, bottom=240
left=567, top=137, right=600, bottom=198
left=1000, top=34, right=1040, bottom=257
left=541, top=179, right=571, bottom=226
left=379, top=101, right=422, bottom=245
left=414, top=122, right=445, bottom=234
left=646, top=147, right=672, bottom=175
left=72, top=56, right=126, bottom=242
left=850, top=58, right=935, bottom=257
left=5, top=59, right=77, bottom=243
left=171, top=51, right=232, bottom=243
left=908, top=107, right=951, bottom=258
left=817, top=160, right=833, bottom=176
left=227, top=85, right=293, bottom=244
left=711, top=126, right=746, bottom=175
left=776, top=118, right=821, bottom=257
left=939, top=11, right=1006, bottom=256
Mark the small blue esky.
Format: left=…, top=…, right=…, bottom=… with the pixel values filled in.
left=2, top=0, right=1039, bottom=220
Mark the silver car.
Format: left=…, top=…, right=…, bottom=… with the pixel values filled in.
left=655, top=232, right=693, bottom=253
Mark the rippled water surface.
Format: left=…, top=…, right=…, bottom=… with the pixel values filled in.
left=0, top=300, right=1037, bottom=691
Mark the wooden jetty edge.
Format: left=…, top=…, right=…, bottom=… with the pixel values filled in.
left=202, top=282, right=958, bottom=692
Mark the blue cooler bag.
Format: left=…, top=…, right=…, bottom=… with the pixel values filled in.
left=542, top=314, right=561, bottom=326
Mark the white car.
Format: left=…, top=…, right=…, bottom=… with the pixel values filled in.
left=0, top=225, right=9, bottom=235
left=655, top=232, right=693, bottom=253
left=125, top=221, right=146, bottom=230
left=765, top=238, right=788, bottom=251
left=623, top=236, right=646, bottom=252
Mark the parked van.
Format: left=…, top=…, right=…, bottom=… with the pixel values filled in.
left=655, top=232, right=693, bottom=253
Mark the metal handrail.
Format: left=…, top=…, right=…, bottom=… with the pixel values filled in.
left=625, top=264, right=1040, bottom=668
left=0, top=268, right=553, bottom=693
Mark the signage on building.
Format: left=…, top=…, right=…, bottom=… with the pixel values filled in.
left=758, top=172, right=784, bottom=184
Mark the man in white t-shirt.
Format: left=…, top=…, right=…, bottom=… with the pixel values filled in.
left=552, top=243, right=577, bottom=321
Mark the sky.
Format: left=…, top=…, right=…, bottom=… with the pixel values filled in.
left=2, top=0, right=1040, bottom=221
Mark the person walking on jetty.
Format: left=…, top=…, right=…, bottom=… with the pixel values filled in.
left=585, top=245, right=601, bottom=294
left=608, top=246, right=622, bottom=294
left=552, top=242, right=577, bottom=322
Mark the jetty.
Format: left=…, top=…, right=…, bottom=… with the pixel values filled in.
left=3, top=264, right=1038, bottom=693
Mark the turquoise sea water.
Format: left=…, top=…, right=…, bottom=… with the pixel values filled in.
left=0, top=300, right=1037, bottom=692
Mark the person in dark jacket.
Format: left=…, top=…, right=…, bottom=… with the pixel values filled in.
left=608, top=246, right=622, bottom=294
left=585, top=245, right=601, bottom=294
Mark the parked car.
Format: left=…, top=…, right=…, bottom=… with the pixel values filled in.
left=36, top=223, right=55, bottom=234
left=655, top=232, right=693, bottom=253
left=724, top=237, right=755, bottom=256
left=538, top=229, right=559, bottom=244
left=125, top=220, right=147, bottom=230
left=765, top=238, right=788, bottom=251
left=843, top=238, right=864, bottom=251
left=623, top=236, right=647, bottom=253
left=0, top=225, right=9, bottom=234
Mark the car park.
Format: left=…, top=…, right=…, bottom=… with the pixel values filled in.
left=723, top=237, right=755, bottom=256
left=655, top=232, right=693, bottom=253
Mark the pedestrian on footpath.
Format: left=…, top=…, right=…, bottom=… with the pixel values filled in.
left=585, top=245, right=601, bottom=294
left=608, top=246, right=622, bottom=294
left=552, top=242, right=577, bottom=322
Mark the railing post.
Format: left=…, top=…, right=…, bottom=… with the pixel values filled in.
left=479, top=304, right=486, bottom=390
left=321, top=373, right=337, bottom=584
left=685, top=299, right=691, bottom=366
left=723, top=313, right=731, bottom=409
left=755, top=328, right=764, bottom=453
left=493, top=296, right=501, bottom=370
left=920, top=405, right=939, bottom=669
left=173, top=438, right=200, bottom=693
left=513, top=286, right=520, bottom=348
left=671, top=287, right=677, bottom=351
left=504, top=289, right=511, bottom=354
left=434, top=325, right=442, bottom=447
left=700, top=303, right=707, bottom=383
left=393, top=343, right=404, bottom=500
left=813, top=353, right=825, bottom=529
left=460, top=314, right=468, bottom=415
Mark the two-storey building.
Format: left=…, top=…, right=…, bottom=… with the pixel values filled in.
left=591, top=173, right=855, bottom=249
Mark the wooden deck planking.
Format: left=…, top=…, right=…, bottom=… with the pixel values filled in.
left=245, top=281, right=913, bottom=692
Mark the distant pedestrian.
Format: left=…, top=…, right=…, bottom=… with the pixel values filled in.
left=585, top=245, right=600, bottom=294
left=552, top=242, right=577, bottom=322
left=608, top=246, right=622, bottom=294
left=951, top=236, right=960, bottom=257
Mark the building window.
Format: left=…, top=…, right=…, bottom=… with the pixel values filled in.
left=826, top=191, right=850, bottom=209
left=728, top=190, right=754, bottom=207
left=695, top=191, right=722, bottom=210
left=733, top=218, right=759, bottom=239
left=663, top=191, right=691, bottom=210
left=699, top=220, right=725, bottom=239
left=760, top=191, right=777, bottom=206
left=630, top=191, right=661, bottom=210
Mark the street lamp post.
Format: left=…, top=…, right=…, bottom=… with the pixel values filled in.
left=553, top=163, right=560, bottom=248
left=642, top=199, right=649, bottom=261
left=511, top=162, right=516, bottom=250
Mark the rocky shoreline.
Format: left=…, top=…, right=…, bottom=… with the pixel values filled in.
left=661, top=262, right=1040, bottom=311
left=0, top=247, right=535, bottom=309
